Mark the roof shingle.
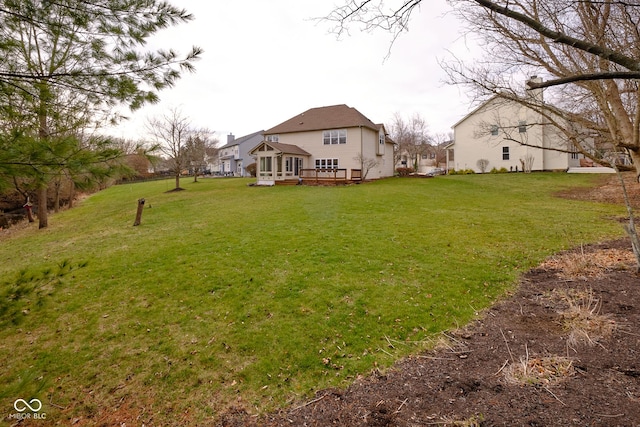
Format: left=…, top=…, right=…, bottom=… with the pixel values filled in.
left=265, top=104, right=381, bottom=135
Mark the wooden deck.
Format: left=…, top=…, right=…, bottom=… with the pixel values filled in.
left=274, top=169, right=364, bottom=186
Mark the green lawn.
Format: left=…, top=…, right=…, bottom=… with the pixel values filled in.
left=0, top=174, right=626, bottom=424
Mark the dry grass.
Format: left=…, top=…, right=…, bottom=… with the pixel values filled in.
left=549, top=288, right=617, bottom=347
left=503, top=353, right=575, bottom=386
left=539, top=246, right=621, bottom=347
left=541, top=247, right=635, bottom=279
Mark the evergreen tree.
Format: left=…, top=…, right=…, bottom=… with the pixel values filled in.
left=0, top=1, right=202, bottom=228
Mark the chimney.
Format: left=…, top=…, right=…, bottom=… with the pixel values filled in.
left=526, top=76, right=543, bottom=103
left=227, top=133, right=235, bottom=144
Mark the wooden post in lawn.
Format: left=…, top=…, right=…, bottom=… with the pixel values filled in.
left=133, top=198, right=145, bottom=226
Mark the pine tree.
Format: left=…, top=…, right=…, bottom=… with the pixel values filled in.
left=0, top=1, right=202, bottom=228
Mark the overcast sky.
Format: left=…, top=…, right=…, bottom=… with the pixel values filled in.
left=109, top=0, right=478, bottom=144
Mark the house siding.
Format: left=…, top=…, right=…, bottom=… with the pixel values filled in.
left=274, top=127, right=393, bottom=180
left=218, top=131, right=264, bottom=177
left=253, top=105, right=395, bottom=184
left=453, top=97, right=578, bottom=173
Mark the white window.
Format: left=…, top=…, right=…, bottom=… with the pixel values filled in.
left=323, top=129, right=346, bottom=145
left=379, top=131, right=385, bottom=145
left=266, top=135, right=279, bottom=142
left=490, top=125, right=499, bottom=136
left=315, top=158, right=339, bottom=169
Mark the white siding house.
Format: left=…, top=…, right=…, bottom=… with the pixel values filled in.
left=451, top=77, right=584, bottom=173
left=250, top=105, right=395, bottom=185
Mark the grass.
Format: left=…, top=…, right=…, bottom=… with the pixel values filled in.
left=0, top=173, right=627, bottom=424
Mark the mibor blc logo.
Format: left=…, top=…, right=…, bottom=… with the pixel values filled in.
left=9, top=398, right=46, bottom=420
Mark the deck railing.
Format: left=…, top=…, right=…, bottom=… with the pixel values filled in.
left=300, top=168, right=348, bottom=185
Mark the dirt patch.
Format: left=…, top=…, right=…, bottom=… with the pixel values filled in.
left=219, top=175, right=640, bottom=427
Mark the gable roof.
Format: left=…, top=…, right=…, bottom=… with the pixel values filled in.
left=265, top=104, right=381, bottom=135
left=249, top=141, right=311, bottom=157
left=452, top=95, right=501, bottom=129
left=220, top=130, right=264, bottom=149
left=452, top=90, right=546, bottom=129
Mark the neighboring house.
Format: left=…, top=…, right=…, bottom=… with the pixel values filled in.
left=218, top=130, right=264, bottom=176
left=396, top=142, right=451, bottom=174
left=249, top=104, right=395, bottom=185
left=450, top=77, right=585, bottom=173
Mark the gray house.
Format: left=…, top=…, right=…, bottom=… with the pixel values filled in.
left=218, top=130, right=264, bottom=176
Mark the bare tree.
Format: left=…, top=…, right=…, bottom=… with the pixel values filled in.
left=390, top=112, right=432, bottom=171
left=354, top=152, right=379, bottom=180
left=477, top=158, right=490, bottom=173
left=146, top=109, right=193, bottom=191
left=184, top=130, right=218, bottom=182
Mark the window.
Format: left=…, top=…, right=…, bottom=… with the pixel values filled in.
left=571, top=151, right=579, bottom=160
left=285, top=157, right=292, bottom=172
left=315, top=158, right=339, bottom=169
left=323, top=129, right=346, bottom=145
left=502, top=146, right=510, bottom=160
left=518, top=121, right=527, bottom=133
left=266, top=135, right=279, bottom=142
left=490, top=125, right=499, bottom=136
left=260, top=156, right=272, bottom=172
left=379, top=131, right=385, bottom=145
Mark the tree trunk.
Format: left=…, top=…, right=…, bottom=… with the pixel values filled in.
left=614, top=167, right=640, bottom=273
left=175, top=174, right=180, bottom=189
left=37, top=185, right=48, bottom=229
left=629, top=150, right=640, bottom=182
left=37, top=82, right=50, bottom=229
left=68, top=181, right=76, bottom=208
left=23, top=197, right=34, bottom=223
left=54, top=178, right=61, bottom=213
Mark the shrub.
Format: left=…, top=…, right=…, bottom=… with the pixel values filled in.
left=396, top=167, right=415, bottom=177
left=450, top=169, right=476, bottom=175
left=490, top=167, right=509, bottom=174
left=477, top=159, right=490, bottom=173
left=245, top=163, right=257, bottom=177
